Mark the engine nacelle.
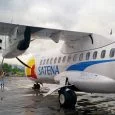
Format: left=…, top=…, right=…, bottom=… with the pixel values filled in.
left=17, top=26, right=31, bottom=50
left=2, top=26, right=31, bottom=58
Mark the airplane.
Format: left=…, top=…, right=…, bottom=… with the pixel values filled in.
left=0, top=21, right=115, bottom=108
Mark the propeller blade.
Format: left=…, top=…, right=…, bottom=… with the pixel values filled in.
left=16, top=57, right=31, bottom=69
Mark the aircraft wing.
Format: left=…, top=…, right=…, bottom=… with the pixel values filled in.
left=0, top=22, right=92, bottom=43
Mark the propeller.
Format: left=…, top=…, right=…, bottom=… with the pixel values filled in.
left=16, top=36, right=36, bottom=68
left=16, top=57, right=31, bottom=69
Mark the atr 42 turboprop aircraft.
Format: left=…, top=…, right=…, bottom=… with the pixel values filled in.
left=0, top=22, right=115, bottom=107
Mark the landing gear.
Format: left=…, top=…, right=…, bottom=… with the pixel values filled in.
left=32, top=83, right=40, bottom=90
left=58, top=88, right=77, bottom=108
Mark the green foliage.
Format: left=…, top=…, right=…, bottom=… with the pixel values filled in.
left=3, top=63, right=25, bottom=77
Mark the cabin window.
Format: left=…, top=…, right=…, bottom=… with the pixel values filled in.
left=62, top=56, right=66, bottom=63
left=40, top=60, right=42, bottom=65
left=58, top=57, right=61, bottom=63
left=67, top=55, right=71, bottom=62
left=50, top=58, right=53, bottom=64
left=73, top=54, right=77, bottom=61
left=86, top=52, right=90, bottom=60
left=43, top=59, right=46, bottom=65
left=110, top=48, right=115, bottom=57
left=93, top=51, right=97, bottom=59
left=101, top=50, right=106, bottom=58
left=46, top=58, right=49, bottom=64
left=54, top=57, right=57, bottom=64
left=79, top=53, right=83, bottom=61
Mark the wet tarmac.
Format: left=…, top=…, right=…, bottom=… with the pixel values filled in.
left=0, top=77, right=115, bottom=115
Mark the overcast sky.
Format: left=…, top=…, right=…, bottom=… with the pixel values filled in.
left=0, top=0, right=115, bottom=64
left=1, top=0, right=115, bottom=34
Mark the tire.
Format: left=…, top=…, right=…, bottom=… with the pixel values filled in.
left=58, top=88, right=77, bottom=108
left=36, top=84, right=40, bottom=89
left=33, top=83, right=40, bottom=89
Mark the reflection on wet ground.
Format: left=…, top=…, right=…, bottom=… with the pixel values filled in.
left=0, top=77, right=115, bottom=115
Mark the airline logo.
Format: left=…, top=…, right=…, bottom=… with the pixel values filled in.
left=38, top=65, right=59, bottom=75
left=25, top=57, right=37, bottom=79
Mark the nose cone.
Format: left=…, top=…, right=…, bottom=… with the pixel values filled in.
left=25, top=56, right=37, bottom=80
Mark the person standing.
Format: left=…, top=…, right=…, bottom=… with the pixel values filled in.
left=0, top=71, right=4, bottom=91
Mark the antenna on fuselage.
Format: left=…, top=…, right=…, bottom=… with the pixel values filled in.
left=89, top=34, right=93, bottom=44
left=110, top=29, right=112, bottom=35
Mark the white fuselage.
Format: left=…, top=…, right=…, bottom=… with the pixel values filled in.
left=26, top=34, right=115, bottom=93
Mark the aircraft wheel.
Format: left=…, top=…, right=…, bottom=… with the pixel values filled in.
left=58, top=88, right=77, bottom=108
left=32, top=83, right=40, bottom=90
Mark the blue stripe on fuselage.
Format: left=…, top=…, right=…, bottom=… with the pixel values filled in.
left=66, top=59, right=115, bottom=71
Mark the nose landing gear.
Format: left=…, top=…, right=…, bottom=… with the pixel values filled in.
left=32, top=83, right=41, bottom=90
